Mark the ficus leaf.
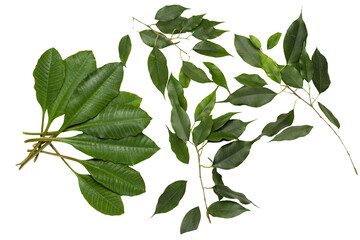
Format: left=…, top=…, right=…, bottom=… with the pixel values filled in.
left=148, top=47, right=169, bottom=95
left=260, top=52, right=281, bottom=83
left=281, top=65, right=303, bottom=88
left=182, top=14, right=205, bottom=32
left=109, top=91, right=142, bottom=108
left=193, top=40, right=231, bottom=58
left=212, top=112, right=239, bottom=131
left=234, top=73, right=267, bottom=88
left=192, top=115, right=213, bottom=146
left=312, top=48, right=331, bottom=93
left=249, top=35, right=261, bottom=49
left=208, top=119, right=249, bottom=142
left=194, top=88, right=217, bottom=121
left=213, top=185, right=253, bottom=205
left=299, top=44, right=314, bottom=82
left=119, top=35, right=131, bottom=66
left=171, top=104, right=191, bottom=141
left=156, top=17, right=186, bottom=34
left=179, top=67, right=191, bottom=88
left=318, top=102, right=340, bottom=128
left=234, top=34, right=261, bottom=68
left=167, top=74, right=187, bottom=110
left=262, top=110, right=294, bottom=137
left=193, top=19, right=226, bottom=40
left=168, top=128, right=189, bottom=164
left=213, top=140, right=253, bottom=169
left=153, top=180, right=187, bottom=215
left=180, top=207, right=201, bottom=234
left=182, top=61, right=212, bottom=83
left=155, top=4, right=188, bottom=22
left=267, top=32, right=282, bottom=50
left=225, top=86, right=276, bottom=108
left=212, top=168, right=224, bottom=200
left=139, top=30, right=173, bottom=49
left=271, top=125, right=313, bottom=142
left=203, top=62, right=229, bottom=91
left=208, top=200, right=249, bottom=218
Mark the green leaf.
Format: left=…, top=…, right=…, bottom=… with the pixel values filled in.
left=281, top=65, right=303, bottom=88
left=192, top=116, right=213, bottom=146
left=193, top=19, right=226, bottom=40
left=234, top=73, right=267, bottom=88
left=62, top=62, right=123, bottom=130
left=78, top=159, right=145, bottom=196
left=318, top=102, right=340, bottom=128
left=179, top=67, right=191, bottom=88
left=167, top=74, right=187, bottom=110
left=182, top=61, right=212, bottom=83
left=208, top=119, right=249, bottom=142
left=208, top=200, right=249, bottom=218
left=234, top=35, right=261, bottom=68
left=156, top=17, right=186, bottom=34
left=260, top=52, right=281, bottom=83
left=180, top=207, right=201, bottom=234
left=182, top=14, right=205, bottom=32
left=203, top=62, right=229, bottom=91
left=171, top=105, right=191, bottom=141
left=47, top=51, right=96, bottom=123
left=212, top=112, right=239, bottom=131
left=213, top=185, right=253, bottom=205
left=60, top=133, right=159, bottom=165
left=283, top=13, right=307, bottom=64
left=249, top=35, right=261, bottom=49
left=109, top=91, right=142, bottom=108
left=33, top=48, right=65, bottom=114
left=67, top=105, right=151, bottom=139
left=213, top=141, right=253, bottom=169
left=312, top=48, right=331, bottom=93
left=153, top=180, right=187, bottom=215
left=194, top=89, right=217, bottom=121
left=271, top=125, right=313, bottom=142
left=193, top=41, right=231, bottom=58
left=212, top=168, right=224, bottom=200
left=299, top=44, right=314, bottom=82
left=155, top=5, right=187, bottom=22
left=148, top=47, right=169, bottom=95
left=225, top=86, right=276, bottom=107
left=118, top=35, right=131, bottom=66
left=139, top=30, right=172, bottom=49
left=267, top=32, right=282, bottom=50
left=262, top=110, right=294, bottom=137
left=77, top=174, right=124, bottom=215
left=168, top=128, right=189, bottom=164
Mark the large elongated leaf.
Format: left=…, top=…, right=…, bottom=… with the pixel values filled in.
left=225, top=86, right=276, bottom=107
left=299, top=45, right=313, bottom=82
left=212, top=112, right=238, bottom=131
left=203, top=62, right=229, bottom=91
left=262, top=110, right=294, bottom=137
left=155, top=5, right=187, bottom=22
left=208, top=201, right=249, bottom=218
left=281, top=65, right=303, bottom=88
left=33, top=48, right=65, bottom=114
left=148, top=47, right=168, bottom=95
left=167, top=75, right=187, bottom=110
left=67, top=105, right=151, bottom=139
left=78, top=159, right=145, bottom=196
left=60, top=133, right=159, bottom=165
left=271, top=125, right=313, bottom=142
left=234, top=35, right=261, bottom=68
left=283, top=13, right=307, bottom=64
left=208, top=119, right=249, bottom=142
left=61, top=62, right=123, bottom=131
left=267, top=32, right=282, bottom=50
left=182, top=61, right=212, bottom=83
left=312, top=48, right=331, bottom=93
left=153, top=180, right=187, bottom=215
left=77, top=174, right=124, bottom=215
left=260, top=52, right=281, bottom=83
left=192, top=116, right=213, bottom=146
left=180, top=207, right=201, bottom=234
left=109, top=91, right=142, bottom=108
left=213, top=185, right=253, bottom=205
left=234, top=73, right=267, bottom=88
left=139, top=30, right=172, bottom=49
left=318, top=102, right=340, bottom=128
left=193, top=41, right=230, bottom=57
left=194, top=89, right=216, bottom=121
left=48, top=51, right=96, bottom=123
left=171, top=105, right=191, bottom=141
left=118, top=35, right=131, bottom=66
left=213, top=141, right=253, bottom=169
left=168, top=128, right=189, bottom=164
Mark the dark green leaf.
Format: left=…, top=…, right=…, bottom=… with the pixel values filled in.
left=109, top=91, right=142, bottom=108
left=212, top=168, right=224, bottom=200
left=281, top=65, right=303, bottom=88
left=260, top=52, right=281, bottom=83
left=213, top=141, right=253, bottom=169
left=234, top=73, right=267, bottom=88
left=208, top=200, right=249, bottom=218
left=156, top=17, right=186, bottom=34
left=167, top=74, right=187, bottom=110
left=271, top=125, right=313, bottom=142
left=193, top=19, right=226, bottom=40
left=318, top=102, right=340, bottom=128
left=182, top=61, right=212, bottom=83
left=60, top=133, right=159, bottom=165
left=213, top=185, right=253, bottom=205
left=155, top=5, right=187, bottom=22
left=153, top=180, right=187, bottom=215
left=193, top=41, right=231, bottom=58
left=267, top=32, right=282, bottom=50
left=249, top=35, right=261, bottom=49
left=179, top=67, right=191, bottom=88
left=78, top=159, right=145, bottom=196
left=194, top=89, right=217, bottom=121
left=284, top=13, right=307, bottom=64
left=171, top=105, right=191, bottom=141
left=118, top=35, right=131, bottom=66
left=139, top=30, right=172, bottom=49
left=148, top=47, right=168, bottom=95
left=77, top=174, right=124, bottom=215
left=262, top=110, right=294, bottom=137
left=203, top=62, right=229, bottom=91
left=182, top=14, right=205, bottom=32
left=299, top=44, right=314, bottom=82
left=312, top=48, right=331, bottom=93
left=192, top=116, right=213, bottom=146
left=212, top=112, right=239, bottom=131
left=180, top=207, right=201, bottom=234
left=168, top=128, right=189, bottom=164
left=208, top=119, right=249, bottom=142
left=225, top=86, right=276, bottom=107
left=234, top=35, right=261, bottom=68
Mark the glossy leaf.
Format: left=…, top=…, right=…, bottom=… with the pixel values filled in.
left=148, top=47, right=168, bottom=95
left=193, top=41, right=230, bottom=58
left=318, top=102, right=340, bottom=128
left=267, top=32, right=282, bottom=50
left=208, top=119, right=249, bottom=142
left=225, top=86, right=276, bottom=107
left=78, top=159, right=145, bottom=196
left=208, top=200, right=249, bottom=218
left=212, top=168, right=224, bottom=200
left=168, top=128, right=189, bottom=164
left=271, top=125, right=313, bottom=142
left=153, top=180, right=187, bottom=215
left=77, top=174, right=124, bottom=216
left=203, top=62, right=229, bottom=91
left=193, top=19, right=226, bottom=40
left=262, top=110, right=294, bottom=137
left=180, top=207, right=201, bottom=234
left=212, top=112, right=239, bottom=131
left=249, top=35, right=261, bottom=49
left=213, top=185, right=253, bottom=205
left=167, top=74, right=187, bottom=110
left=234, top=73, right=267, bottom=88
left=109, top=91, right=142, bottom=108
left=260, top=52, right=281, bottom=83
left=182, top=14, right=205, bottom=32
left=281, top=65, right=303, bottom=88
left=118, top=35, right=131, bottom=66
left=139, top=30, right=172, bottom=49
left=192, top=116, right=213, bottom=146
left=33, top=48, right=65, bottom=113
left=299, top=44, right=314, bottom=82
left=179, top=67, right=191, bottom=88
left=234, top=35, right=261, bottom=68
left=213, top=141, right=253, bottom=169
left=48, top=51, right=96, bottom=123
left=62, top=62, right=123, bottom=130
left=284, top=13, right=307, bottom=64
left=171, top=105, right=191, bottom=141
left=194, top=89, right=216, bottom=121
left=156, top=17, right=186, bottom=34
left=312, top=48, right=331, bottom=93
left=67, top=105, right=151, bottom=139
left=60, top=133, right=159, bottom=165
left=155, top=5, right=187, bottom=22
left=182, top=61, right=212, bottom=83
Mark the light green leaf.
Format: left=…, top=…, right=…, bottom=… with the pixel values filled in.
left=118, top=35, right=131, bottom=66
left=208, top=200, right=249, bottom=218
left=267, top=32, right=282, bottom=50
left=155, top=5, right=187, bottom=22
left=193, top=40, right=231, bottom=58
left=194, top=89, right=217, bottom=121
left=192, top=116, right=213, bottom=146
left=148, top=47, right=168, bottom=95
left=139, top=30, right=172, bottom=49
left=318, top=102, right=340, bottom=128
left=168, top=128, right=189, bottom=164
left=225, top=86, right=276, bottom=107
left=249, top=35, right=261, bottom=49
left=109, top=91, right=142, bottom=108
left=179, top=67, right=191, bottom=88
left=262, top=110, right=294, bottom=137
left=182, top=14, right=205, bottom=32
left=203, top=62, right=229, bottom=91
left=281, top=65, right=303, bottom=88
left=213, top=140, right=253, bottom=169
left=193, top=19, right=226, bottom=40
left=180, top=207, right=201, bottom=234
left=234, top=73, right=267, bottom=88
left=212, top=112, right=239, bottom=131
left=153, top=180, right=187, bottom=215
left=212, top=168, right=224, bottom=200
left=213, top=185, right=253, bottom=205
left=299, top=44, right=314, bottom=82
left=171, top=105, right=191, bottom=141
left=312, top=48, right=331, bottom=93
left=271, top=125, right=313, bottom=142
left=168, top=74, right=187, bottom=110
left=208, top=119, right=249, bottom=142
left=260, top=52, right=281, bottom=83
left=234, top=35, right=261, bottom=68
left=182, top=61, right=212, bottom=83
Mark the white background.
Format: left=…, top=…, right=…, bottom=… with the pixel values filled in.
left=1, top=0, right=360, bottom=239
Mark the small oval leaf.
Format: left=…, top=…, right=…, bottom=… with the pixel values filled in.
left=212, top=112, right=239, bottom=131
left=225, top=86, right=276, bottom=108
left=148, top=47, right=169, bottom=95
left=234, top=73, right=267, bottom=88
left=155, top=5, right=187, bottom=22
left=213, top=141, right=253, bottom=169
left=267, top=32, right=282, bottom=50
left=168, top=74, right=187, bottom=110
left=213, top=185, right=253, bottom=205
left=281, top=65, right=303, bottom=88
left=153, top=180, right=187, bottom=215
left=299, top=45, right=314, bottom=82
left=234, top=35, right=261, bottom=68
left=203, top=62, right=229, bottom=91
left=193, top=40, right=231, bottom=58
left=194, top=89, right=217, bottom=121
left=208, top=119, right=249, bottom=142
left=208, top=200, right=249, bottom=218
left=262, top=110, right=294, bottom=137
left=180, top=207, right=201, bottom=234
left=260, top=52, right=281, bottom=83
left=182, top=61, right=212, bottom=83
left=271, top=125, right=313, bottom=142
left=139, top=30, right=172, bottom=49
left=118, top=35, right=131, bottom=66
left=168, top=128, right=189, bottom=164
left=249, top=35, right=261, bottom=49
left=312, top=48, right=331, bottom=93
left=192, top=116, right=213, bottom=146
left=179, top=67, right=191, bottom=88
left=171, top=105, right=191, bottom=141
left=318, top=102, right=340, bottom=128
